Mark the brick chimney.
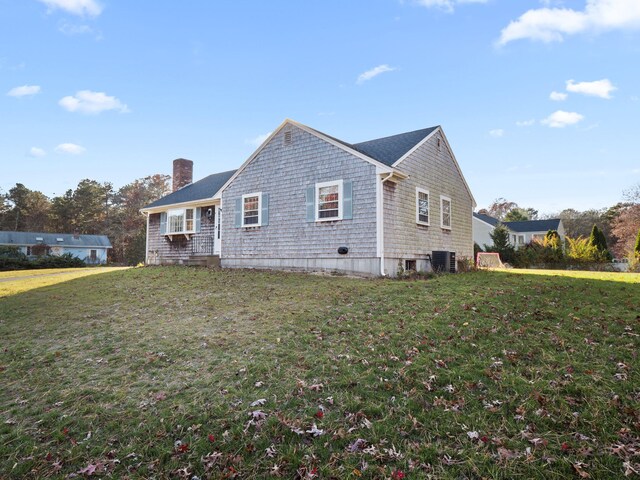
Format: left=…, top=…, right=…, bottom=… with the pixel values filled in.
left=173, top=158, right=193, bottom=192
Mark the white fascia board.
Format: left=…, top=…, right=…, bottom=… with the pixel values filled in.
left=217, top=119, right=396, bottom=198
left=216, top=119, right=292, bottom=198
left=392, top=126, right=476, bottom=208
left=291, top=120, right=395, bottom=172
left=140, top=197, right=220, bottom=215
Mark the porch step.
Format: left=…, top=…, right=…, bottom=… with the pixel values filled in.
left=184, top=255, right=220, bottom=267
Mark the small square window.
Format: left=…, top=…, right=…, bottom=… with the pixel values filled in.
left=242, top=193, right=262, bottom=227
left=405, top=260, right=417, bottom=271
left=316, top=180, right=343, bottom=221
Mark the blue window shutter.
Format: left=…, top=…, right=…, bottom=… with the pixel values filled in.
left=195, top=207, right=201, bottom=232
left=235, top=198, right=242, bottom=228
left=306, top=186, right=316, bottom=222
left=261, top=193, right=269, bottom=226
left=160, top=212, right=167, bottom=234
left=343, top=180, right=353, bottom=220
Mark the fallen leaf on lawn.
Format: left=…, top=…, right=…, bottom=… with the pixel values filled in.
left=306, top=423, right=324, bottom=437
left=250, top=398, right=267, bottom=407
left=573, top=462, right=591, bottom=478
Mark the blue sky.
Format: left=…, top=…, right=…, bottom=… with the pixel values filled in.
left=1, top=0, right=639, bottom=214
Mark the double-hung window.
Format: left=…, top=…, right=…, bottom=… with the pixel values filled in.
left=316, top=180, right=343, bottom=221
left=416, top=187, right=430, bottom=225
left=166, top=207, right=197, bottom=234
left=242, top=193, right=262, bottom=227
left=440, top=195, right=452, bottom=230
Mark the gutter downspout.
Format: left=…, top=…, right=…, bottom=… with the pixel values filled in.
left=144, top=212, right=150, bottom=265
left=378, top=172, right=395, bottom=276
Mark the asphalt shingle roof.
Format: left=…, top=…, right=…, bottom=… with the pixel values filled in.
left=143, top=169, right=236, bottom=209
left=473, top=212, right=500, bottom=227
left=504, top=219, right=561, bottom=233
left=306, top=125, right=439, bottom=166
left=0, top=231, right=112, bottom=248
left=351, top=127, right=439, bottom=166
left=144, top=125, right=439, bottom=210
left=474, top=213, right=561, bottom=233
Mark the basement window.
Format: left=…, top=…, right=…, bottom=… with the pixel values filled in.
left=405, top=260, right=417, bottom=271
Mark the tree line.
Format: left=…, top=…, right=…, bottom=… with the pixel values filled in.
left=0, top=175, right=171, bottom=265
left=478, top=183, right=640, bottom=260
left=2, top=177, right=639, bottom=266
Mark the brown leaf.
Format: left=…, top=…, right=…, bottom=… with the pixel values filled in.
left=573, top=462, right=591, bottom=478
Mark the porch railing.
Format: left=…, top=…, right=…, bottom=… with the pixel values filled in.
left=191, top=235, right=215, bottom=256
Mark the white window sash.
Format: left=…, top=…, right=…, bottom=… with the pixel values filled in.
left=167, top=208, right=195, bottom=234
left=315, top=180, right=343, bottom=222
left=416, top=187, right=430, bottom=226
left=242, top=192, right=262, bottom=227
left=440, top=195, right=452, bottom=230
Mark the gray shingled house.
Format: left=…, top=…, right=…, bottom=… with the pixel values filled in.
left=141, top=119, right=476, bottom=276
left=0, top=231, right=112, bottom=264
left=473, top=212, right=565, bottom=249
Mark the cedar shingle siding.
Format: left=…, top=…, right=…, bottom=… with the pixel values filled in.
left=221, top=125, right=380, bottom=274
left=383, top=130, right=474, bottom=275
left=147, top=207, right=216, bottom=265
left=142, top=120, right=475, bottom=276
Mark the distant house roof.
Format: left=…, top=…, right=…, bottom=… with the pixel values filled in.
left=473, top=212, right=561, bottom=233
left=143, top=169, right=237, bottom=209
left=351, top=127, right=439, bottom=166
left=503, top=219, right=561, bottom=233
left=473, top=212, right=500, bottom=227
left=0, top=231, right=112, bottom=248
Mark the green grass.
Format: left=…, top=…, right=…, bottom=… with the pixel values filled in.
left=0, top=267, right=128, bottom=297
left=1, top=267, right=638, bottom=479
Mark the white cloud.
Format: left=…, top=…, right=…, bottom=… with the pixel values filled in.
left=356, top=65, right=396, bottom=85
left=550, top=91, right=568, bottom=101
left=59, top=90, right=129, bottom=114
left=413, top=0, right=488, bottom=13
left=7, top=85, right=41, bottom=97
left=28, top=147, right=46, bottom=158
left=489, top=129, right=505, bottom=137
left=497, top=0, right=640, bottom=46
left=566, top=78, right=616, bottom=98
left=246, top=132, right=272, bottom=147
left=55, top=143, right=86, bottom=155
left=38, top=0, right=102, bottom=17
left=515, top=119, right=536, bottom=127
left=59, top=22, right=93, bottom=35
left=541, top=110, right=584, bottom=128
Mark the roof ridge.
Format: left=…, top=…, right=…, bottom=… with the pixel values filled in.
left=353, top=126, right=439, bottom=146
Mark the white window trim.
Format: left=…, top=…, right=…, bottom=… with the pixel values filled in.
left=242, top=192, right=262, bottom=227
left=440, top=195, right=452, bottom=230
left=315, top=179, right=343, bottom=222
left=416, top=187, right=430, bottom=226
left=167, top=207, right=196, bottom=235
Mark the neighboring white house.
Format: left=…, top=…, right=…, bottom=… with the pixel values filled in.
left=141, top=119, right=477, bottom=276
left=0, top=231, right=112, bottom=264
left=473, top=212, right=565, bottom=249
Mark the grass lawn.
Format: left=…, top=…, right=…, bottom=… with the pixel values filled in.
left=0, top=267, right=128, bottom=297
left=0, top=267, right=638, bottom=479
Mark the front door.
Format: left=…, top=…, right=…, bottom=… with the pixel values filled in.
left=214, top=207, right=221, bottom=255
